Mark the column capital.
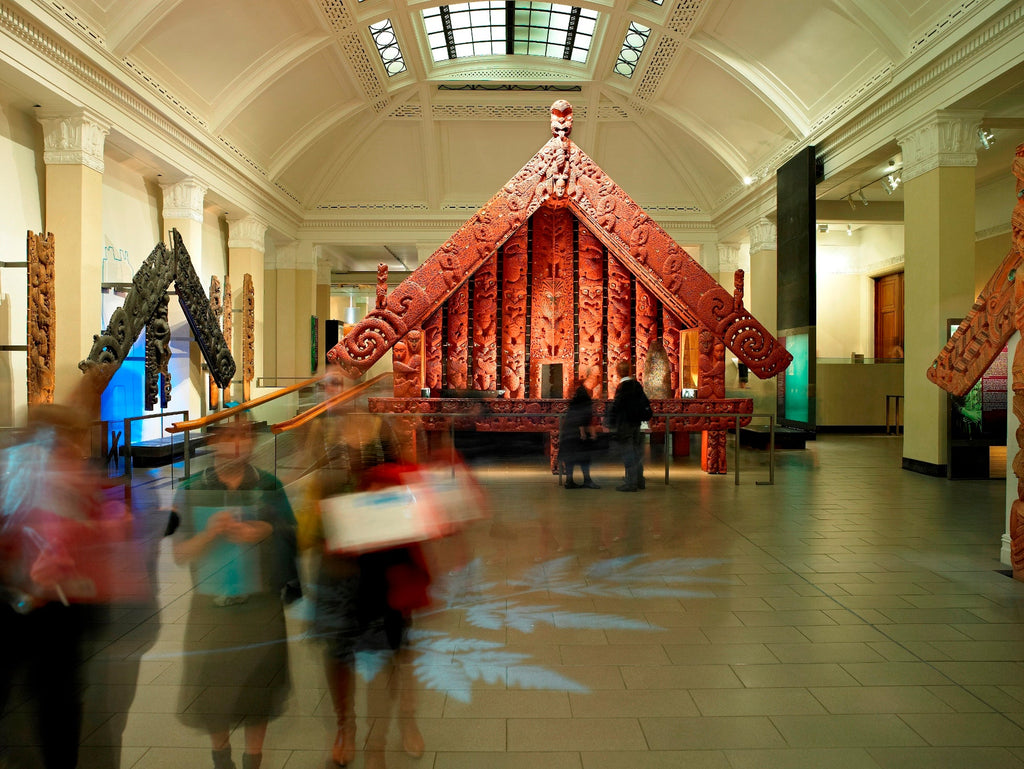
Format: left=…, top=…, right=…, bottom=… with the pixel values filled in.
left=268, top=241, right=298, bottom=270
left=227, top=215, right=268, bottom=253
left=160, top=177, right=207, bottom=222
left=748, top=219, right=777, bottom=253
left=717, top=243, right=742, bottom=274
left=897, top=110, right=984, bottom=184
left=37, top=109, right=109, bottom=173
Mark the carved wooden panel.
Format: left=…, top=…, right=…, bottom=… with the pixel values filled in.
left=422, top=309, right=443, bottom=393
left=208, top=276, right=222, bottom=409
left=145, top=294, right=171, bottom=410
left=223, top=275, right=233, bottom=359
left=663, top=311, right=682, bottom=397
left=26, top=231, right=55, bottom=405
left=243, top=273, right=254, bottom=401
left=529, top=206, right=574, bottom=397
left=472, top=255, right=498, bottom=390
left=501, top=225, right=528, bottom=398
left=376, top=263, right=388, bottom=310
left=447, top=283, right=470, bottom=389
left=392, top=330, right=423, bottom=398
left=578, top=225, right=604, bottom=398
left=635, top=282, right=657, bottom=385
left=607, top=255, right=632, bottom=394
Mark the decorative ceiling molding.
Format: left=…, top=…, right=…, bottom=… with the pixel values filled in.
left=976, top=224, right=1011, bottom=241
left=160, top=177, right=207, bottom=222
left=747, top=219, right=776, bottom=253
left=37, top=108, right=109, bottom=172
left=340, top=27, right=388, bottom=113
left=316, top=0, right=355, bottom=33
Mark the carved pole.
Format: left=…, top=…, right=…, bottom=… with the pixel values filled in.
left=607, top=256, right=632, bottom=395
left=472, top=255, right=498, bottom=390
left=699, top=327, right=727, bottom=474
left=1008, top=146, right=1024, bottom=579
left=447, top=283, right=470, bottom=389
left=243, top=273, right=254, bottom=402
left=635, top=283, right=657, bottom=386
left=208, top=276, right=222, bottom=410
left=663, top=310, right=682, bottom=397
left=223, top=275, right=233, bottom=401
left=376, top=263, right=388, bottom=310
left=27, top=231, right=56, bottom=405
left=578, top=225, right=605, bottom=399
left=145, top=295, right=171, bottom=410
left=422, top=309, right=443, bottom=394
left=501, top=226, right=528, bottom=398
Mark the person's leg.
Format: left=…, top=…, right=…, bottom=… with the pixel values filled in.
left=210, top=730, right=235, bottom=769
left=241, top=721, right=268, bottom=769
left=35, top=603, right=85, bottom=769
left=325, top=654, right=357, bottom=766
left=634, top=429, right=646, bottom=489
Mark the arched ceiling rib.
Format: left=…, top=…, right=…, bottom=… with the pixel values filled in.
left=106, top=0, right=183, bottom=56
left=826, top=0, right=906, bottom=62
left=687, top=33, right=810, bottom=138
left=211, top=34, right=335, bottom=134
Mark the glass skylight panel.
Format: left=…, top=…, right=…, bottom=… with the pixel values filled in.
left=422, top=2, right=597, bottom=62
left=369, top=19, right=407, bottom=76
left=614, top=21, right=650, bottom=78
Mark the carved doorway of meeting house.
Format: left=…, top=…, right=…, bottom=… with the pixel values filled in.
left=875, top=271, right=904, bottom=360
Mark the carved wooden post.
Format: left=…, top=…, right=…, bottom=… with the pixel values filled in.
left=501, top=226, right=528, bottom=398
left=208, top=275, right=222, bottom=409
left=578, top=225, right=604, bottom=398
left=472, top=255, right=498, bottom=390
left=27, top=231, right=56, bottom=405
left=1008, top=148, right=1024, bottom=579
left=243, top=273, right=254, bottom=402
left=376, top=263, right=388, bottom=309
left=447, top=283, right=470, bottom=389
left=530, top=206, right=574, bottom=397
left=607, top=256, right=632, bottom=395
left=663, top=310, right=682, bottom=397
left=699, top=327, right=727, bottom=473
left=422, top=309, right=442, bottom=394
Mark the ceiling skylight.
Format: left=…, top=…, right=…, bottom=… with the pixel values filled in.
left=423, top=2, right=598, bottom=63
left=614, top=21, right=650, bottom=78
left=370, top=19, right=407, bottom=76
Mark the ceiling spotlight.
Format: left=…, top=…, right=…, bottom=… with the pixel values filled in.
left=846, top=224, right=853, bottom=237
left=858, top=189, right=869, bottom=206
left=881, top=173, right=901, bottom=195
left=847, top=195, right=857, bottom=211
left=818, top=223, right=829, bottom=233
left=885, top=158, right=897, bottom=171
left=978, top=127, right=995, bottom=150
left=742, top=175, right=755, bottom=185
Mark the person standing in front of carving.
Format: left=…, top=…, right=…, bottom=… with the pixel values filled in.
left=607, top=360, right=653, bottom=492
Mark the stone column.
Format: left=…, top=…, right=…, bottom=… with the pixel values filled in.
left=898, top=110, right=982, bottom=475
left=270, top=241, right=317, bottom=383
left=37, top=109, right=109, bottom=402
left=227, top=215, right=267, bottom=398
left=160, top=178, right=207, bottom=416
left=748, top=219, right=778, bottom=416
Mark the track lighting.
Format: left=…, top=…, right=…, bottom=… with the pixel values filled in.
left=978, top=127, right=995, bottom=150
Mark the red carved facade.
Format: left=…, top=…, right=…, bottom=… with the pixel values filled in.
left=392, top=329, right=423, bottom=398
left=323, top=100, right=793, bottom=477
left=699, top=327, right=727, bottom=474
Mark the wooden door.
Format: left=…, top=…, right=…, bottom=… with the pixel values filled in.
left=874, top=272, right=904, bottom=360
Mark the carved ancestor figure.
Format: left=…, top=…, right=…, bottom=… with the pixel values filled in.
left=392, top=330, right=423, bottom=398
left=208, top=276, right=223, bottom=409
left=662, top=311, right=682, bottom=397
left=472, top=256, right=498, bottom=390
left=447, top=284, right=470, bottom=389
left=698, top=328, right=727, bottom=474
left=578, top=226, right=604, bottom=398
left=27, top=231, right=56, bottom=405
left=501, top=228, right=529, bottom=398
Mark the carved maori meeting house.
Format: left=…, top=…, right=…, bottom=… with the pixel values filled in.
left=327, top=100, right=792, bottom=473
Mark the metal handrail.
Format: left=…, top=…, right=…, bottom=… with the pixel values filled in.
left=270, top=372, right=394, bottom=434
left=166, top=374, right=325, bottom=434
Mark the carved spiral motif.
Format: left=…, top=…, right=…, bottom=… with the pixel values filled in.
left=724, top=317, right=771, bottom=363
left=337, top=318, right=396, bottom=363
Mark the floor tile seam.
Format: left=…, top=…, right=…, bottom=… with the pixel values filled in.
left=707, top=508, right=1024, bottom=726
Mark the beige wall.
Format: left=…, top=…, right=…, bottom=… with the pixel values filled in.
left=975, top=232, right=1012, bottom=298
left=817, top=362, right=904, bottom=427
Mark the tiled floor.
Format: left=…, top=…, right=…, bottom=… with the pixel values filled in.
left=9, top=433, right=1024, bottom=768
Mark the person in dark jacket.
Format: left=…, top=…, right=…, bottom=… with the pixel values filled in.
left=606, top=360, right=653, bottom=492
left=559, top=383, right=600, bottom=489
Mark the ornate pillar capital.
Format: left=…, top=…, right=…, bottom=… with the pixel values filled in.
left=160, top=177, right=207, bottom=222
left=897, top=110, right=984, bottom=183
left=37, top=109, right=109, bottom=173
left=270, top=241, right=299, bottom=270
left=717, top=243, right=742, bottom=274
left=748, top=219, right=777, bottom=253
left=317, top=255, right=333, bottom=285
left=227, top=215, right=268, bottom=253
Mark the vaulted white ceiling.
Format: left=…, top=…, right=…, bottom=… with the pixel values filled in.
left=2, top=0, right=1023, bottom=271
